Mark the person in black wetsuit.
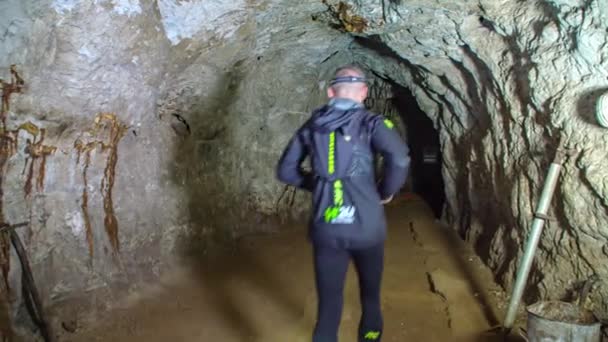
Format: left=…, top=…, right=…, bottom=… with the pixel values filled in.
left=276, top=65, right=410, bottom=342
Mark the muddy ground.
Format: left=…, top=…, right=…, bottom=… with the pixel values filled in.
left=52, top=195, right=526, bottom=341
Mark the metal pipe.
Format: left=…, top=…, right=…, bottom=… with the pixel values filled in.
left=503, top=142, right=567, bottom=330
left=10, top=228, right=53, bottom=342
left=0, top=222, right=28, bottom=234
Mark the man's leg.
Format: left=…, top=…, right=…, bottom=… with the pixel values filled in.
left=352, top=243, right=384, bottom=342
left=312, top=243, right=350, bottom=342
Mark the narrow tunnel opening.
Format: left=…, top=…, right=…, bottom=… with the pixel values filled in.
left=390, top=84, right=445, bottom=218
left=361, top=73, right=446, bottom=218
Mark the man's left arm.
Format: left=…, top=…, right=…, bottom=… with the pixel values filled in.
left=276, top=129, right=314, bottom=192
left=371, top=117, right=411, bottom=202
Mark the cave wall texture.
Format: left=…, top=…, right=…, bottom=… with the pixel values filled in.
left=1, top=0, right=608, bottom=334
left=338, top=0, right=608, bottom=315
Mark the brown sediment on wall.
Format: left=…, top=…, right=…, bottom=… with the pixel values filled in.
left=24, top=154, right=34, bottom=198
left=19, top=123, right=56, bottom=245
left=0, top=66, right=25, bottom=291
left=19, top=123, right=56, bottom=197
left=98, top=114, right=127, bottom=253
left=0, top=66, right=56, bottom=290
left=75, top=144, right=94, bottom=260
left=0, top=65, right=24, bottom=130
left=75, top=113, right=127, bottom=258
left=75, top=141, right=97, bottom=260
left=323, top=1, right=369, bottom=33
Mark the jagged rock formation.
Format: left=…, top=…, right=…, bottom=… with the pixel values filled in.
left=1, top=0, right=608, bottom=336
left=332, top=0, right=608, bottom=316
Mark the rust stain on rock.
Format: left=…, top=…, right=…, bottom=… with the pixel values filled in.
left=0, top=66, right=25, bottom=291
left=0, top=67, right=22, bottom=291
left=75, top=113, right=128, bottom=258
left=24, top=154, right=34, bottom=198
left=22, top=126, right=57, bottom=197
left=75, top=142, right=95, bottom=260
left=0, top=66, right=57, bottom=297
left=324, top=1, right=368, bottom=33
left=15, top=123, right=56, bottom=251
left=0, top=65, right=25, bottom=130
left=98, top=114, right=127, bottom=253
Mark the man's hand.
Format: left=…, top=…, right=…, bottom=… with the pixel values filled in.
left=381, top=195, right=393, bottom=205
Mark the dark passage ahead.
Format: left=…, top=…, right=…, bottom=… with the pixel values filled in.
left=393, top=85, right=445, bottom=218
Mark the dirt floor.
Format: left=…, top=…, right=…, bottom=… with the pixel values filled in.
left=58, top=195, right=525, bottom=342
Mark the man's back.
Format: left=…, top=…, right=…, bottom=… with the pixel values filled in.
left=277, top=98, right=410, bottom=249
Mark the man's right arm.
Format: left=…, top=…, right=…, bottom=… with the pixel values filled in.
left=276, top=129, right=314, bottom=192
left=371, top=117, right=410, bottom=201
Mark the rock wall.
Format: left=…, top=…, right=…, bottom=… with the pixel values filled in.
left=0, top=0, right=360, bottom=336
left=325, top=0, right=608, bottom=317
left=1, top=1, right=176, bottom=335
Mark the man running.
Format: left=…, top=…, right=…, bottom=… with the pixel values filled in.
left=276, top=65, right=410, bottom=342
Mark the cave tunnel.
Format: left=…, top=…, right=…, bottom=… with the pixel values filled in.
left=1, top=0, right=608, bottom=341
left=392, top=84, right=445, bottom=219
left=363, top=78, right=446, bottom=219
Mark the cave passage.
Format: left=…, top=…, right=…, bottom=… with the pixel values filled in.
left=4, top=0, right=608, bottom=339
left=392, top=85, right=446, bottom=218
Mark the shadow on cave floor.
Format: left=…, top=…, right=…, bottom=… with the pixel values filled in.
left=61, top=196, right=524, bottom=342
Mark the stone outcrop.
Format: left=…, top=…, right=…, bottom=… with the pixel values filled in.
left=330, top=0, right=608, bottom=317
